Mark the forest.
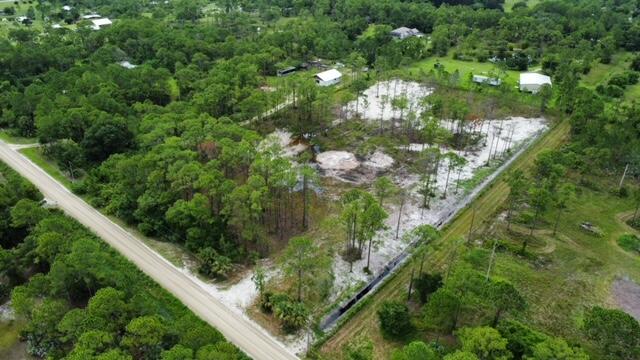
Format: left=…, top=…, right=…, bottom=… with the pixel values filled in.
left=1, top=0, right=640, bottom=359
left=0, top=161, right=245, bottom=359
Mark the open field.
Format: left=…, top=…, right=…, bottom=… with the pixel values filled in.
left=408, top=56, right=522, bottom=89
left=317, top=120, right=571, bottom=358
left=0, top=130, right=36, bottom=145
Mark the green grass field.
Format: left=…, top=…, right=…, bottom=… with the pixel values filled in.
left=0, top=130, right=36, bottom=145
left=409, top=56, right=522, bottom=90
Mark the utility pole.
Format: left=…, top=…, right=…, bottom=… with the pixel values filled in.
left=407, top=266, right=415, bottom=301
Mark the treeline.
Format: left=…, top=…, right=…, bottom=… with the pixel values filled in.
left=0, top=161, right=245, bottom=359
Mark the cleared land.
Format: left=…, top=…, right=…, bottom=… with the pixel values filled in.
left=318, top=120, right=571, bottom=358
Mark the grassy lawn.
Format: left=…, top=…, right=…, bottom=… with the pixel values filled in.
left=409, top=56, right=522, bottom=89
left=0, top=130, right=37, bottom=145
left=19, top=147, right=74, bottom=188
left=487, top=179, right=640, bottom=351
left=317, top=120, right=572, bottom=358
left=581, top=52, right=634, bottom=89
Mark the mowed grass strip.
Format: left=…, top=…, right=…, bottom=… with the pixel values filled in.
left=318, top=120, right=570, bottom=358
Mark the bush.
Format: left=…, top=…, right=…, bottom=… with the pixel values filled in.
left=271, top=294, right=308, bottom=333
left=414, top=273, right=443, bottom=303
left=377, top=301, right=414, bottom=338
left=596, top=84, right=624, bottom=98
left=197, top=247, right=232, bottom=278
left=617, top=234, right=640, bottom=254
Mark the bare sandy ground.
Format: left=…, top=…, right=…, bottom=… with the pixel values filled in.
left=612, top=277, right=640, bottom=321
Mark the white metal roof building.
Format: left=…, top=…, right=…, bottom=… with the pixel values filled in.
left=519, top=72, right=552, bottom=93
left=91, top=18, right=112, bottom=30
left=315, top=69, right=342, bottom=86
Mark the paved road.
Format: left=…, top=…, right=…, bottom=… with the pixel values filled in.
left=0, top=140, right=298, bottom=360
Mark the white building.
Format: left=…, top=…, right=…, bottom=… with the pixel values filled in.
left=82, top=14, right=102, bottom=20
left=519, top=72, right=552, bottom=93
left=315, top=69, right=342, bottom=86
left=91, top=18, right=112, bottom=30
left=472, top=75, right=502, bottom=86
left=62, top=5, right=73, bottom=11
left=390, top=27, right=424, bottom=40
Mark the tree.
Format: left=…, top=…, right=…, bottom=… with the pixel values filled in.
left=197, top=247, right=232, bottom=279
left=486, top=280, right=525, bottom=326
left=82, top=118, right=135, bottom=162
left=122, top=315, right=168, bottom=359
left=505, top=170, right=528, bottom=231
left=391, top=341, right=438, bottom=360
left=10, top=199, right=47, bottom=229
left=47, top=140, right=85, bottom=179
left=525, top=182, right=552, bottom=250
left=443, top=351, right=479, bottom=360
left=552, top=183, right=576, bottom=235
left=373, top=176, right=396, bottom=206
left=530, top=337, right=589, bottom=360
left=414, top=272, right=443, bottom=303
left=457, top=326, right=513, bottom=360
left=299, top=164, right=319, bottom=230
left=583, top=306, right=640, bottom=360
left=377, top=301, right=414, bottom=339
left=281, top=236, right=331, bottom=302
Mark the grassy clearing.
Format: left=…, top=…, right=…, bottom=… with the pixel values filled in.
left=581, top=52, right=634, bottom=88
left=488, top=179, right=640, bottom=349
left=0, top=130, right=37, bottom=145
left=317, top=120, right=571, bottom=358
left=408, top=56, right=521, bottom=89
left=19, top=147, right=73, bottom=188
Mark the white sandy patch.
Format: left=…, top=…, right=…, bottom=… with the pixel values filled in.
left=0, top=301, right=15, bottom=322
left=316, top=151, right=360, bottom=171
left=345, top=80, right=434, bottom=122
left=260, top=129, right=307, bottom=158
left=363, top=150, right=394, bottom=171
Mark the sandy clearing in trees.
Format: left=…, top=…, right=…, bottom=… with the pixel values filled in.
left=329, top=116, right=547, bottom=300
left=345, top=80, right=434, bottom=123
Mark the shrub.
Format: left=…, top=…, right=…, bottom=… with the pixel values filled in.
left=197, top=247, right=232, bottom=278
left=617, top=234, right=640, bottom=254
left=377, top=301, right=414, bottom=338
left=414, top=273, right=443, bottom=303
left=272, top=294, right=308, bottom=333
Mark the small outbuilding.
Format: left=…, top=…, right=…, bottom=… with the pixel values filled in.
left=390, top=27, right=424, bottom=40
left=91, top=18, right=112, bottom=30
left=62, top=5, right=73, bottom=11
left=315, top=69, right=342, bottom=86
left=82, top=14, right=102, bottom=19
left=472, top=75, right=502, bottom=86
left=519, top=72, right=552, bottom=93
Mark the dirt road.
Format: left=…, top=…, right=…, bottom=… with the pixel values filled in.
left=0, top=140, right=298, bottom=360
